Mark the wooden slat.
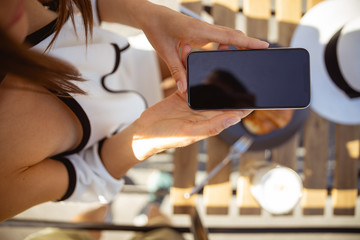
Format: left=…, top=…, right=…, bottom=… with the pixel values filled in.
left=166, top=1, right=203, bottom=214
left=170, top=187, right=197, bottom=209
left=332, top=189, right=358, bottom=215
left=243, top=0, right=271, bottom=40
left=271, top=133, right=300, bottom=216
left=243, top=0, right=271, bottom=19
left=237, top=151, right=265, bottom=215
left=332, top=124, right=360, bottom=215
left=213, top=0, right=239, bottom=12
left=301, top=110, right=329, bottom=215
left=271, top=0, right=302, bottom=215
left=306, top=0, right=323, bottom=11
left=212, top=0, right=239, bottom=29
left=203, top=182, right=232, bottom=215
left=204, top=0, right=238, bottom=215
left=275, top=0, right=302, bottom=23
left=272, top=133, right=299, bottom=170
left=237, top=176, right=261, bottom=215
left=275, top=0, right=302, bottom=46
left=167, top=0, right=202, bottom=216
left=301, top=189, right=328, bottom=211
left=171, top=143, right=199, bottom=214
left=203, top=136, right=231, bottom=215
left=179, top=0, right=202, bottom=15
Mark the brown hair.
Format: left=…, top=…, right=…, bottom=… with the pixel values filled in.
left=47, top=0, right=93, bottom=49
left=0, top=29, right=85, bottom=95
left=0, top=0, right=94, bottom=95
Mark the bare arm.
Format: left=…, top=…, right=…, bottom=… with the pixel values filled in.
left=96, top=0, right=147, bottom=28
left=0, top=75, right=80, bottom=221
left=0, top=158, right=69, bottom=221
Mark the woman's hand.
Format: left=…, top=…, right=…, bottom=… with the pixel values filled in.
left=134, top=3, right=269, bottom=93
left=98, top=0, right=269, bottom=92
left=131, top=91, right=252, bottom=160
left=101, top=91, right=251, bottom=179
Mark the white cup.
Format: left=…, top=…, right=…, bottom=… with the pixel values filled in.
left=248, top=162, right=303, bottom=215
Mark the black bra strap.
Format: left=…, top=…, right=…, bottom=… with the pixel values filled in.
left=25, top=19, right=58, bottom=47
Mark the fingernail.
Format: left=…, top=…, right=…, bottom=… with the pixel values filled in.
left=225, top=117, right=241, bottom=128
left=177, top=81, right=184, bottom=93
left=262, top=40, right=270, bottom=48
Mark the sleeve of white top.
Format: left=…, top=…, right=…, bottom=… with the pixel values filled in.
left=54, top=141, right=124, bottom=203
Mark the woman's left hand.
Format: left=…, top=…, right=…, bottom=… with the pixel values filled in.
left=135, top=3, right=269, bottom=93
left=98, top=0, right=269, bottom=92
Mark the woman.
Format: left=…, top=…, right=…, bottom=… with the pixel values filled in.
left=0, top=0, right=268, bottom=221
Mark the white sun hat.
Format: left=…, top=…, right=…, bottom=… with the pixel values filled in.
left=291, top=0, right=360, bottom=124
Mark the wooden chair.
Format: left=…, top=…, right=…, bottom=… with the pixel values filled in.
left=170, top=0, right=360, bottom=220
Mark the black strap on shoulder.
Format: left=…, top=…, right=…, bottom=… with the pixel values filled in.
left=42, top=0, right=59, bottom=12
left=25, top=19, right=58, bottom=47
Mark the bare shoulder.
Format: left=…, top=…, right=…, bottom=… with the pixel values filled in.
left=0, top=74, right=82, bottom=169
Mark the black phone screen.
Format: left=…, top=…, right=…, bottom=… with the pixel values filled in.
left=187, top=48, right=310, bottom=110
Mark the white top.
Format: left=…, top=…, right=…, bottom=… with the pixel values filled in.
left=25, top=1, right=162, bottom=202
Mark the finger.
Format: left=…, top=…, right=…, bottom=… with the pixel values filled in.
left=217, top=44, right=230, bottom=50
left=223, top=27, right=269, bottom=49
left=165, top=50, right=187, bottom=94
left=189, top=112, right=242, bottom=138
left=232, top=109, right=253, bottom=118
left=245, top=36, right=270, bottom=49
left=181, top=44, right=192, bottom=69
left=196, top=109, right=253, bottom=122
left=197, top=23, right=269, bottom=50
left=222, top=30, right=269, bottom=49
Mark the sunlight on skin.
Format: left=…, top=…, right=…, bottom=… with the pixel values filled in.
left=132, top=135, right=195, bottom=161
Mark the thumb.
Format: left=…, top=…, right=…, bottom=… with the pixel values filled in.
left=181, top=44, right=192, bottom=68
left=166, top=45, right=192, bottom=93
left=166, top=54, right=186, bottom=93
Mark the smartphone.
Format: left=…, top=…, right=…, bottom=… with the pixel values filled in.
left=187, top=48, right=310, bottom=110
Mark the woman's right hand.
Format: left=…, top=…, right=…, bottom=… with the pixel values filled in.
left=131, top=91, right=252, bottom=160
left=100, top=90, right=251, bottom=179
